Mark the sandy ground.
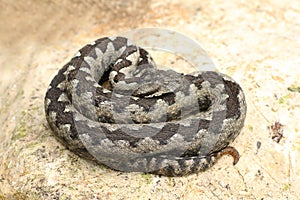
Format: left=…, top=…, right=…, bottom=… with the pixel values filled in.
left=1, top=0, right=300, bottom=199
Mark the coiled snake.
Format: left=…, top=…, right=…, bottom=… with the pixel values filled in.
left=45, top=36, right=246, bottom=176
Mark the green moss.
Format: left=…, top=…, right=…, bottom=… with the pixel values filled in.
left=30, top=105, right=40, bottom=111
left=141, top=173, right=153, bottom=184
left=282, top=183, right=291, bottom=191
left=12, top=121, right=28, bottom=140
left=59, top=194, right=72, bottom=200
left=11, top=110, right=33, bottom=141
left=18, top=89, right=24, bottom=97
left=25, top=141, right=40, bottom=149
left=167, top=177, right=176, bottom=187
left=248, top=125, right=253, bottom=132
left=278, top=94, right=290, bottom=104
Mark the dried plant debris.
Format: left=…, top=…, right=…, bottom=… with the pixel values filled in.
left=256, top=141, right=262, bottom=155
left=287, top=85, right=300, bottom=93
left=268, top=122, right=284, bottom=143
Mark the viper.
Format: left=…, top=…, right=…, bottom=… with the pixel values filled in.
left=44, top=36, right=247, bottom=176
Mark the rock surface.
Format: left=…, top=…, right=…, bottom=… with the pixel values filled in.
left=1, top=0, right=300, bottom=199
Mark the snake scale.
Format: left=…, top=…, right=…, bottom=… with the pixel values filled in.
left=45, top=36, right=246, bottom=176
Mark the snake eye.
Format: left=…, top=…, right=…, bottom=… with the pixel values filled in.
left=113, top=76, right=119, bottom=83
left=113, top=73, right=125, bottom=83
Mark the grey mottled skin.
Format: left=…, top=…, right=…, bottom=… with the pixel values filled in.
left=44, top=36, right=247, bottom=176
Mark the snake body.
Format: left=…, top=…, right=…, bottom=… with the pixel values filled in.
left=45, top=36, right=246, bottom=176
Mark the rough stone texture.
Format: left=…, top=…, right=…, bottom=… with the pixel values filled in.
left=1, top=0, right=300, bottom=199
